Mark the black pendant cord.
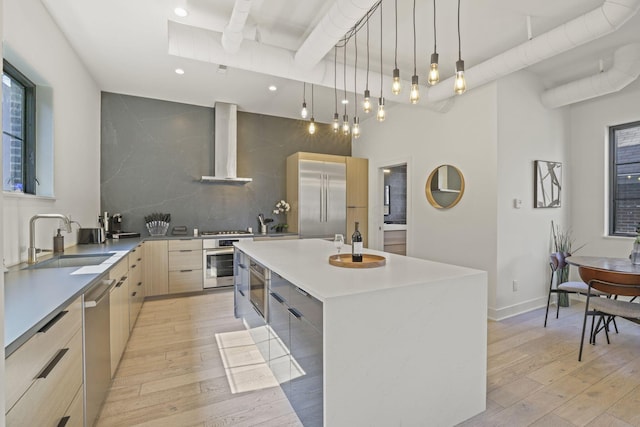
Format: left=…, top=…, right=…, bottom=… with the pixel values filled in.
left=334, top=46, right=338, bottom=114
left=458, top=0, right=462, bottom=61
left=366, top=18, right=370, bottom=91
left=311, top=84, right=314, bottom=117
left=344, top=41, right=348, bottom=117
left=394, top=0, right=398, bottom=69
left=354, top=30, right=358, bottom=116
left=303, top=82, right=306, bottom=103
left=433, top=0, right=437, bottom=54
left=379, top=0, right=383, bottom=97
left=413, top=0, right=417, bottom=75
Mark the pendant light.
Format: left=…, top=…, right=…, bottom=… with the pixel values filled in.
left=427, top=0, right=440, bottom=86
left=301, top=83, right=308, bottom=119
left=391, top=0, right=401, bottom=95
left=353, top=30, right=361, bottom=139
left=409, top=0, right=419, bottom=104
left=454, top=0, right=466, bottom=95
left=363, top=18, right=372, bottom=113
left=308, top=84, right=316, bottom=134
left=342, top=42, right=350, bottom=135
left=377, top=1, right=386, bottom=122
left=333, top=46, right=340, bottom=132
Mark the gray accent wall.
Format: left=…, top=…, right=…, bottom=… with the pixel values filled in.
left=101, top=92, right=351, bottom=235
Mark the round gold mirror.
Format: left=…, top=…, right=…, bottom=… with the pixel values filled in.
left=425, top=165, right=465, bottom=209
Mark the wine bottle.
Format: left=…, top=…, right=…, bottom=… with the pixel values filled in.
left=352, top=221, right=363, bottom=262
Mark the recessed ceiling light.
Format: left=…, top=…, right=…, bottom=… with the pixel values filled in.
left=175, top=68, right=185, bottom=75
left=268, top=85, right=277, bottom=91
left=341, top=99, right=349, bottom=104
left=174, top=7, right=188, bottom=17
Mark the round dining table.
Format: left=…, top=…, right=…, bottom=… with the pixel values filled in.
left=566, top=255, right=640, bottom=274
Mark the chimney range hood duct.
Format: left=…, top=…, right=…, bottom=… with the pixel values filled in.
left=201, top=102, right=252, bottom=183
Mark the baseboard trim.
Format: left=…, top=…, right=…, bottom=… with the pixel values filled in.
left=488, top=296, right=548, bottom=321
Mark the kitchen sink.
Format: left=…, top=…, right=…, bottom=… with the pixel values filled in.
left=27, top=254, right=114, bottom=269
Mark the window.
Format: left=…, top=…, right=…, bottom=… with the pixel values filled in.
left=610, top=121, right=640, bottom=236
left=2, top=60, right=36, bottom=194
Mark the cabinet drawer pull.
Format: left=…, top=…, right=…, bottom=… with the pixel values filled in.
left=132, top=292, right=137, bottom=297
left=238, top=289, right=245, bottom=297
left=180, top=269, right=193, bottom=273
left=238, top=263, right=247, bottom=269
left=288, top=308, right=303, bottom=319
left=57, top=416, right=70, bottom=427
left=115, top=281, right=123, bottom=288
left=252, top=305, right=262, bottom=317
left=131, top=264, right=137, bottom=269
left=270, top=292, right=285, bottom=304
left=295, top=287, right=309, bottom=297
left=179, top=249, right=192, bottom=252
left=38, top=310, right=68, bottom=333
left=37, top=348, right=69, bottom=379
left=137, top=281, right=142, bottom=287
left=137, top=257, right=142, bottom=262
left=121, top=275, right=128, bottom=281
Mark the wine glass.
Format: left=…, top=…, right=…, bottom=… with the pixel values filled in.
left=334, top=234, right=344, bottom=255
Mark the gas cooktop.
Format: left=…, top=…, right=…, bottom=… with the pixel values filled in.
left=200, top=230, right=253, bottom=236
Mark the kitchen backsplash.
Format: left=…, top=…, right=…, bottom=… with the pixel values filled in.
left=101, top=92, right=351, bottom=235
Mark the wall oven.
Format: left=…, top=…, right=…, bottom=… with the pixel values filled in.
left=202, top=235, right=252, bottom=288
left=249, top=258, right=270, bottom=318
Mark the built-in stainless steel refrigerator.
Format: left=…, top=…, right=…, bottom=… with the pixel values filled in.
left=298, top=159, right=346, bottom=238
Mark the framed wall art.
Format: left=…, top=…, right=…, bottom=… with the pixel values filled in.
left=534, top=160, right=562, bottom=208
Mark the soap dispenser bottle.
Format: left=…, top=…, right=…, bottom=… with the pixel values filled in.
left=53, top=229, right=64, bottom=253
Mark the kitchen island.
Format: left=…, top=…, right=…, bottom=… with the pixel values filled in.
left=234, top=238, right=488, bottom=426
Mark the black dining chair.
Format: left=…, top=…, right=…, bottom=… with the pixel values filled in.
left=577, top=266, right=640, bottom=361
left=544, top=252, right=607, bottom=327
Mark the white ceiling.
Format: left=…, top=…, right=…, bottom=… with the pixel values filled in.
left=39, top=0, right=640, bottom=122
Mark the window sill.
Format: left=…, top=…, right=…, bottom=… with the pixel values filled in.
left=3, top=191, right=56, bottom=201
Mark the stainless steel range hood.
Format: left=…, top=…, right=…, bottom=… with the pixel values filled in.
left=201, top=102, right=252, bottom=183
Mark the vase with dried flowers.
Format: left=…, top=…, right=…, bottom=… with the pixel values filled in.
left=551, top=220, right=585, bottom=307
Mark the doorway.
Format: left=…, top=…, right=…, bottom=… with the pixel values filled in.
left=379, top=162, right=408, bottom=255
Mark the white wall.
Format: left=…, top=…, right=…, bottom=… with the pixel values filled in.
left=354, top=71, right=571, bottom=320
left=569, top=80, right=640, bottom=258
left=2, top=0, right=101, bottom=266
left=0, top=0, right=6, bottom=421
left=353, top=83, right=499, bottom=312
left=495, top=71, right=569, bottom=319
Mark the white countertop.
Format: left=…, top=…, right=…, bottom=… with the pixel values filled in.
left=234, top=239, right=484, bottom=302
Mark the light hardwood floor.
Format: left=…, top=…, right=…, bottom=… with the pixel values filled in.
left=97, top=291, right=640, bottom=426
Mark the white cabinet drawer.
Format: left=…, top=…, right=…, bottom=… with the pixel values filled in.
left=168, top=250, right=202, bottom=271
left=169, top=269, right=203, bottom=293
left=5, top=296, right=82, bottom=411
left=168, top=239, right=202, bottom=251
left=6, top=328, right=83, bottom=426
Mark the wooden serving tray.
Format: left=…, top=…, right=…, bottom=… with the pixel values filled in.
left=329, top=254, right=386, bottom=268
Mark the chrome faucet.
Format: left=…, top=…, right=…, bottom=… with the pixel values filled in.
left=28, top=214, right=73, bottom=264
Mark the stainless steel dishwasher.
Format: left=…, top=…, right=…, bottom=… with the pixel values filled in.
left=83, top=277, right=115, bottom=427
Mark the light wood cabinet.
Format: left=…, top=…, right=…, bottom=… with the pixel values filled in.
left=129, top=243, right=145, bottom=331
left=347, top=207, right=368, bottom=247
left=168, top=239, right=203, bottom=294
left=110, top=258, right=130, bottom=377
left=145, top=239, right=169, bottom=296
left=346, top=157, right=368, bottom=208
left=5, top=305, right=83, bottom=427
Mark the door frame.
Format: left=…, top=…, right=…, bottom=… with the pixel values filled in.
left=373, top=157, right=411, bottom=253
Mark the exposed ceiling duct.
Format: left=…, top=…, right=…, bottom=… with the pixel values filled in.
left=294, top=0, right=379, bottom=69
left=426, top=0, right=640, bottom=103
left=541, top=43, right=640, bottom=108
left=168, top=21, right=455, bottom=112
left=221, top=0, right=253, bottom=54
